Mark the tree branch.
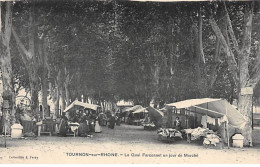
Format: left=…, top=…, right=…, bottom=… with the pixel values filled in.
left=199, top=8, right=205, bottom=64
left=209, top=38, right=221, bottom=88
left=4, top=2, right=12, bottom=46
left=0, top=2, right=5, bottom=45
left=12, top=27, right=30, bottom=61
left=0, top=2, right=2, bottom=35
left=209, top=17, right=239, bottom=84
left=224, top=3, right=239, bottom=53
left=28, top=4, right=35, bottom=58
left=43, top=39, right=50, bottom=72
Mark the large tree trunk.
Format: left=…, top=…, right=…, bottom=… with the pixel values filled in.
left=53, top=80, right=60, bottom=118
left=238, top=5, right=254, bottom=146
left=151, top=62, right=160, bottom=107
left=191, top=22, right=208, bottom=98
left=0, top=2, right=15, bottom=134
left=238, top=94, right=253, bottom=146
left=41, top=75, right=48, bottom=118
left=29, top=70, right=39, bottom=117
left=0, top=47, right=15, bottom=134
left=28, top=3, right=40, bottom=117
left=51, top=70, right=61, bottom=118
left=39, top=38, right=49, bottom=118
left=60, top=86, right=65, bottom=113
left=64, top=70, right=71, bottom=107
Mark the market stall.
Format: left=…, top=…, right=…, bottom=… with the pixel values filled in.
left=122, top=105, right=144, bottom=125
left=132, top=107, right=148, bottom=126
left=61, top=100, right=101, bottom=136
left=64, top=100, right=100, bottom=112
left=165, top=98, right=247, bottom=147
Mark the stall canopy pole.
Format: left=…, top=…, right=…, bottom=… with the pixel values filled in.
left=4, top=125, right=7, bottom=148
left=225, top=101, right=230, bottom=148
left=223, top=120, right=226, bottom=146
left=43, top=108, right=45, bottom=119
left=3, top=109, right=7, bottom=148
left=4, top=110, right=9, bottom=148
left=194, top=107, right=196, bottom=128
left=188, top=110, right=191, bottom=128
left=186, top=108, right=188, bottom=129
left=226, top=121, right=230, bottom=148
left=252, top=96, right=254, bottom=130
left=206, top=103, right=208, bottom=128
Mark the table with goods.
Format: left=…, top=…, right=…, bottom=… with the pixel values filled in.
left=157, top=128, right=183, bottom=143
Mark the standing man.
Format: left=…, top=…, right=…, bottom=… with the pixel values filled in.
left=109, top=114, right=116, bottom=129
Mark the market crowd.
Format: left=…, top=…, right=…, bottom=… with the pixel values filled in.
left=58, top=110, right=122, bottom=137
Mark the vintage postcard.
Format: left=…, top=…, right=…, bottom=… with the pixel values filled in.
left=0, top=0, right=260, bottom=164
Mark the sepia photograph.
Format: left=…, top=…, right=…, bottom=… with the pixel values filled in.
left=0, top=0, right=260, bottom=164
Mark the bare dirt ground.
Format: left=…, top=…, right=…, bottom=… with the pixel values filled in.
left=0, top=124, right=260, bottom=164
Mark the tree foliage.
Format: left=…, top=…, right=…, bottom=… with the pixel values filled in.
left=8, top=0, right=259, bottom=110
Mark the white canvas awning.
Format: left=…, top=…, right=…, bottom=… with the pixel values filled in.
left=146, top=106, right=164, bottom=118
left=123, top=105, right=143, bottom=113
left=132, top=107, right=148, bottom=114
left=63, top=100, right=100, bottom=112
left=166, top=98, right=247, bottom=129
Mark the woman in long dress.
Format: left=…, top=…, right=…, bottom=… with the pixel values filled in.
left=58, top=115, right=68, bottom=137
left=95, top=116, right=102, bottom=133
